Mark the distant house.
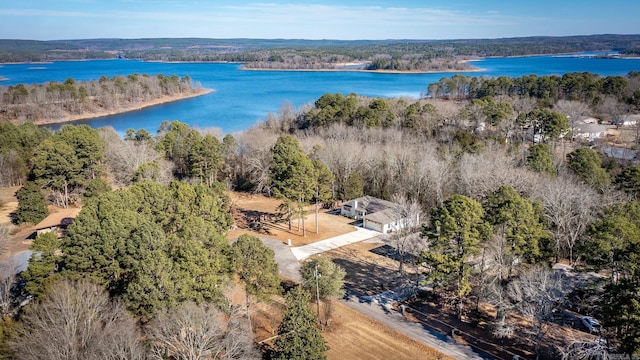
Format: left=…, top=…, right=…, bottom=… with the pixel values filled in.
left=340, top=196, right=418, bottom=234
left=572, top=116, right=599, bottom=125
left=614, top=114, right=640, bottom=127
left=531, top=126, right=570, bottom=143
left=34, top=208, right=81, bottom=237
left=572, top=123, right=613, bottom=142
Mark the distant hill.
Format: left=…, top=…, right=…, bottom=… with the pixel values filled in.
left=0, top=39, right=113, bottom=62
left=1, top=34, right=639, bottom=65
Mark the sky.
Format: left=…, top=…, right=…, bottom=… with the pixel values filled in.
left=1, top=0, right=639, bottom=41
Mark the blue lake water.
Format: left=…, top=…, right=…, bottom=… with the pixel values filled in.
left=1, top=54, right=639, bottom=134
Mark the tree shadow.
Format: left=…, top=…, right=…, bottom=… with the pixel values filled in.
left=332, top=257, right=406, bottom=296
left=234, top=208, right=273, bottom=234
left=369, top=244, right=418, bottom=265
left=407, top=299, right=535, bottom=360
left=9, top=211, right=18, bottom=225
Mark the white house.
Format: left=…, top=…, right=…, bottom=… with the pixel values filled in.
left=340, top=196, right=419, bottom=234
left=572, top=123, right=613, bottom=142
left=615, top=114, right=640, bottom=127
left=573, top=116, right=599, bottom=125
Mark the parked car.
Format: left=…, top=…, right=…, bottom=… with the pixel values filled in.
left=582, top=316, right=601, bottom=333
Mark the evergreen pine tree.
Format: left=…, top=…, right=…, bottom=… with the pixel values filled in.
left=272, top=286, right=328, bottom=360
left=22, top=232, right=59, bottom=298
left=269, top=135, right=315, bottom=234
left=231, top=234, right=281, bottom=333
left=341, top=170, right=363, bottom=201
left=526, top=143, right=557, bottom=176
left=15, top=181, right=48, bottom=224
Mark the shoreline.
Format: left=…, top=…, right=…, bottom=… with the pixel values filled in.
left=20, top=87, right=213, bottom=126
left=239, top=64, right=483, bottom=74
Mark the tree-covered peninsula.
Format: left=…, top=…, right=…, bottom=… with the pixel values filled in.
left=0, top=73, right=209, bottom=125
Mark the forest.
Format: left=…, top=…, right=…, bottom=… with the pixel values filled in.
left=1, top=68, right=640, bottom=358
left=1, top=34, right=640, bottom=70
left=0, top=74, right=203, bottom=124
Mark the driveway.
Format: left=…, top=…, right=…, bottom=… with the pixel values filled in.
left=290, top=226, right=380, bottom=261
left=0, top=250, right=33, bottom=275
left=259, top=237, right=302, bottom=282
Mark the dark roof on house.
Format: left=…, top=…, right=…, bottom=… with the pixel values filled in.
left=34, top=208, right=81, bottom=230
left=349, top=196, right=396, bottom=214
left=365, top=208, right=397, bottom=224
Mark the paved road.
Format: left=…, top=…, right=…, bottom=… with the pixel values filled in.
left=259, top=237, right=302, bottom=282
left=260, top=229, right=492, bottom=359
left=0, top=250, right=33, bottom=274
left=342, top=289, right=492, bottom=360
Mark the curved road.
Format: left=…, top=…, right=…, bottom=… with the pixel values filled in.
left=259, top=235, right=494, bottom=360
left=342, top=288, right=492, bottom=359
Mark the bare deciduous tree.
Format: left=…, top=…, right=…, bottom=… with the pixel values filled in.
left=0, top=260, right=18, bottom=317
left=0, top=150, right=26, bottom=187
left=559, top=340, right=608, bottom=360
left=235, top=128, right=279, bottom=194
left=1, top=222, right=18, bottom=318
left=0, top=223, right=9, bottom=256
left=554, top=100, right=590, bottom=133
left=508, top=266, right=568, bottom=360
left=385, top=193, right=422, bottom=274
left=148, top=302, right=259, bottom=360
left=457, top=143, right=537, bottom=200
left=595, top=95, right=631, bottom=126
left=309, top=127, right=363, bottom=200
left=422, top=152, right=454, bottom=207
left=99, top=127, right=172, bottom=186
left=11, top=279, right=145, bottom=360
left=476, top=264, right=515, bottom=338
left=532, top=176, right=600, bottom=263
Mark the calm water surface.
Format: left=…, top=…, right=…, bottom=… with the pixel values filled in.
left=1, top=54, right=639, bottom=134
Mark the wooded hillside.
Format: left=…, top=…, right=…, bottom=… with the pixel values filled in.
left=2, top=34, right=640, bottom=70
left=0, top=73, right=203, bottom=124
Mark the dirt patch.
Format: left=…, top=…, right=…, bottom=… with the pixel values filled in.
left=323, top=300, right=453, bottom=360
left=320, top=241, right=420, bottom=297
left=227, top=191, right=356, bottom=246
left=0, top=186, right=19, bottom=224
left=0, top=186, right=31, bottom=261
left=0, top=201, right=17, bottom=225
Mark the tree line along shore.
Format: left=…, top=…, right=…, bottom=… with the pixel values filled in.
left=0, top=73, right=210, bottom=126
left=2, top=34, right=640, bottom=71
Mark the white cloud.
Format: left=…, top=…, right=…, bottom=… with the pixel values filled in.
left=0, top=3, right=524, bottom=24
left=0, top=3, right=547, bottom=39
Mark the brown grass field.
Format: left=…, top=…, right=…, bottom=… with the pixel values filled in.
left=227, top=191, right=357, bottom=246
left=0, top=186, right=34, bottom=261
